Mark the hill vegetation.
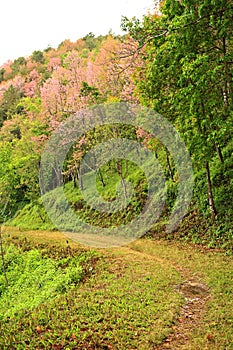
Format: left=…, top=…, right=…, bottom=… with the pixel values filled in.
left=0, top=0, right=232, bottom=248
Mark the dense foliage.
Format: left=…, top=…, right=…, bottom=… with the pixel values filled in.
left=121, top=0, right=233, bottom=245
left=0, top=0, right=232, bottom=248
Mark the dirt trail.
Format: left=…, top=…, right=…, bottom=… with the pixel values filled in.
left=125, top=244, right=210, bottom=350
left=156, top=265, right=210, bottom=349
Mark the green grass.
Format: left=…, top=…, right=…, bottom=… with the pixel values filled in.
left=1, top=229, right=233, bottom=349
left=3, top=157, right=233, bottom=348
left=0, top=229, right=183, bottom=349
left=0, top=237, right=97, bottom=321
left=130, top=239, right=233, bottom=349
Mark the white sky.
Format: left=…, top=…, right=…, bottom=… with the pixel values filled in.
left=0, top=0, right=155, bottom=66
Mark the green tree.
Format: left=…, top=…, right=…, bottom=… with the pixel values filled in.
left=122, top=0, right=233, bottom=222
left=79, top=81, right=101, bottom=104
left=0, top=85, right=24, bottom=126
left=10, top=57, right=27, bottom=74
left=32, top=50, right=45, bottom=64
left=82, top=32, right=96, bottom=50
left=0, top=68, right=5, bottom=82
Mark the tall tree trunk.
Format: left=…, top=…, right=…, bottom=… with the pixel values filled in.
left=205, top=161, right=217, bottom=222
left=121, top=177, right=128, bottom=201
left=72, top=173, right=77, bottom=188
left=96, top=168, right=106, bottom=187
left=222, top=37, right=230, bottom=111
left=77, top=168, right=83, bottom=191
left=116, top=161, right=128, bottom=201
left=215, top=143, right=224, bottom=163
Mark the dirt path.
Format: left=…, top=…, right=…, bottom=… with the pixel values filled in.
left=125, top=244, right=211, bottom=350
left=155, top=265, right=210, bottom=349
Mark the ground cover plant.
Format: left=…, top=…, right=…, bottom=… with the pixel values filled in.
left=0, top=228, right=232, bottom=349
